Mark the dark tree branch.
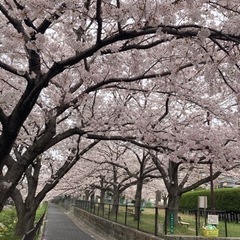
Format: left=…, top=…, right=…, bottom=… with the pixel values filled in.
left=37, top=3, right=67, bottom=34
left=36, top=140, right=99, bottom=202
left=150, top=152, right=171, bottom=189
left=218, top=68, right=236, bottom=93
left=116, top=0, right=122, bottom=33
left=0, top=60, right=27, bottom=77
left=0, top=3, right=28, bottom=40
left=12, top=0, right=37, bottom=30
left=83, top=62, right=194, bottom=94
left=209, top=1, right=240, bottom=15
left=151, top=95, right=170, bottom=129
left=43, top=127, right=86, bottom=151
left=0, top=108, right=7, bottom=126
left=182, top=170, right=221, bottom=194
left=96, top=0, right=102, bottom=43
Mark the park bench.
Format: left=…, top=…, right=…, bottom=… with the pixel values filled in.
left=178, top=216, right=189, bottom=227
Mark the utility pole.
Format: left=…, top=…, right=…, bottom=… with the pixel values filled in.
left=210, top=161, right=215, bottom=210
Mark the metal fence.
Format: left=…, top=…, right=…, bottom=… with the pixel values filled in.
left=73, top=199, right=160, bottom=236
left=21, top=211, right=46, bottom=240
left=60, top=198, right=240, bottom=238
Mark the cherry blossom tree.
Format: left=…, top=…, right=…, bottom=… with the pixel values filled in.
left=149, top=121, right=240, bottom=224
left=0, top=0, right=240, bottom=215
left=9, top=136, right=98, bottom=237
left=121, top=145, right=160, bottom=220
left=80, top=142, right=140, bottom=215
left=83, top=142, right=161, bottom=217
left=10, top=156, right=42, bottom=237
left=120, top=78, right=240, bottom=221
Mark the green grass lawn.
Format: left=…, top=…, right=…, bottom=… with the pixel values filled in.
left=0, top=206, right=18, bottom=240
left=0, top=202, right=47, bottom=240
left=176, top=213, right=240, bottom=238
left=91, top=205, right=240, bottom=238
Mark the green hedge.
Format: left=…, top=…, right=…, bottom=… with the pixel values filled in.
left=179, top=188, right=240, bottom=211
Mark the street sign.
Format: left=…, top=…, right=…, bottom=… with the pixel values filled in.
left=169, top=212, right=174, bottom=234
left=208, top=214, right=219, bottom=225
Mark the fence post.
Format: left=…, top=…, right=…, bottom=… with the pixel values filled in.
left=102, top=203, right=105, bottom=218
left=137, top=205, right=140, bottom=230
left=164, top=208, right=168, bottom=235
left=115, top=204, right=118, bottom=222
left=97, top=203, right=99, bottom=216
left=108, top=204, right=111, bottom=219
left=224, top=211, right=228, bottom=237
left=195, top=209, right=198, bottom=236
left=154, top=206, right=158, bottom=236
left=93, top=201, right=96, bottom=214
left=125, top=205, right=128, bottom=226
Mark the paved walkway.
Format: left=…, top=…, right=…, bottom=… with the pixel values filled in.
left=42, top=203, right=95, bottom=240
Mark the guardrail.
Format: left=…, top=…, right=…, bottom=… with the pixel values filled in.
left=59, top=198, right=240, bottom=238
left=22, top=211, right=46, bottom=240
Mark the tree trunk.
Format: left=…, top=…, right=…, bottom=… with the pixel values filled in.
left=100, top=189, right=105, bottom=203
left=90, top=193, right=95, bottom=212
left=111, top=192, right=119, bottom=216
left=134, top=181, right=143, bottom=221
left=85, top=190, right=91, bottom=201
left=99, top=189, right=106, bottom=212
left=12, top=160, right=41, bottom=238
left=14, top=201, right=38, bottom=237
left=167, top=187, right=182, bottom=227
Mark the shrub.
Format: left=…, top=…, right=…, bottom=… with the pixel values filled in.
left=0, top=207, right=18, bottom=240
left=179, top=188, right=240, bottom=211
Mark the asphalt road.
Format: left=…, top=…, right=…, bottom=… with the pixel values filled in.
left=42, top=203, right=96, bottom=240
